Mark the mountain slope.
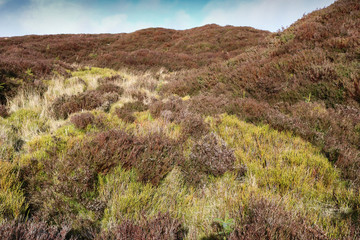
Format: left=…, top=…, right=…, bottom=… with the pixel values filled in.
left=0, top=0, right=360, bottom=239
left=163, top=0, right=360, bottom=188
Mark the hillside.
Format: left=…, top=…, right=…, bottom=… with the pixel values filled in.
left=0, top=0, right=360, bottom=239
left=0, top=24, right=269, bottom=104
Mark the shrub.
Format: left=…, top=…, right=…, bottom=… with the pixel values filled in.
left=183, top=133, right=238, bottom=185
left=70, top=112, right=95, bottom=130
left=52, top=88, right=122, bottom=119
left=115, top=101, right=148, bottom=123
left=150, top=97, right=209, bottom=139
left=96, top=84, right=124, bottom=95
left=52, top=91, right=102, bottom=119
left=100, top=212, right=186, bottom=240
left=0, top=105, right=8, bottom=118
left=22, top=129, right=182, bottom=227
left=229, top=197, right=328, bottom=240
left=97, top=75, right=124, bottom=85
left=0, top=221, right=72, bottom=240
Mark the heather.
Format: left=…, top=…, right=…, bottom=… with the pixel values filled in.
left=0, top=0, right=360, bottom=239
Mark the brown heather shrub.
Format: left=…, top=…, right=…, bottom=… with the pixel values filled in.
left=22, top=130, right=183, bottom=225
left=100, top=212, right=186, bottom=240
left=115, top=101, right=148, bottom=123
left=86, top=130, right=182, bottom=185
left=131, top=91, right=147, bottom=102
left=96, top=84, right=124, bottom=95
left=179, top=110, right=209, bottom=139
left=228, top=197, right=328, bottom=240
left=70, top=112, right=95, bottom=129
left=97, top=75, right=124, bottom=85
left=52, top=92, right=102, bottom=119
left=183, top=133, right=239, bottom=185
left=350, top=76, right=360, bottom=103
left=0, top=104, right=9, bottom=118
left=149, top=97, right=185, bottom=119
left=0, top=221, right=72, bottom=240
left=52, top=88, right=122, bottom=119
left=150, top=97, right=209, bottom=139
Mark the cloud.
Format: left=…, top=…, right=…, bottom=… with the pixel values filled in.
left=19, top=0, right=92, bottom=34
left=93, top=14, right=152, bottom=33
left=162, top=10, right=195, bottom=30
left=202, top=0, right=336, bottom=31
left=6, top=0, right=151, bottom=35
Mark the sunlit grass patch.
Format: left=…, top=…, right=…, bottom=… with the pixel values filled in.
left=0, top=161, right=27, bottom=222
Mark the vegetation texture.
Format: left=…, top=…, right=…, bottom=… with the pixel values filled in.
left=0, top=0, right=359, bottom=239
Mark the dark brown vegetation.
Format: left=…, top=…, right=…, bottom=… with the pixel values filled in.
left=0, top=104, right=8, bottom=118
left=150, top=96, right=209, bottom=138
left=115, top=101, right=148, bottom=123
left=21, top=130, right=181, bottom=226
left=52, top=84, right=123, bottom=119
left=0, top=221, right=71, bottom=240
left=100, top=212, right=186, bottom=240
left=70, top=112, right=95, bottom=129
left=228, top=197, right=329, bottom=240
left=184, top=133, right=238, bottom=184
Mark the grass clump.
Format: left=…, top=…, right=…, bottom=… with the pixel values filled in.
left=0, top=162, right=27, bottom=222
left=207, top=114, right=358, bottom=238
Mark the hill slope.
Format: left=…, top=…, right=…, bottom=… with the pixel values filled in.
left=0, top=0, right=360, bottom=239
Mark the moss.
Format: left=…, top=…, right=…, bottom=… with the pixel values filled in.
left=72, top=67, right=118, bottom=79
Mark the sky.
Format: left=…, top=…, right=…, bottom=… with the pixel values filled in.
left=0, top=0, right=336, bottom=37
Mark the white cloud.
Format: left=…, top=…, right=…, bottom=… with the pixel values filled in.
left=93, top=14, right=152, bottom=33
left=202, top=0, right=336, bottom=32
left=162, top=10, right=194, bottom=30
left=4, top=0, right=151, bottom=35
left=19, top=0, right=91, bottom=34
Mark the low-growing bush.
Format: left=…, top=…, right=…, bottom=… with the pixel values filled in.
left=150, top=97, right=209, bottom=138
left=184, top=133, right=238, bottom=184
left=96, top=84, right=124, bottom=95
left=52, top=91, right=102, bottom=119
left=97, top=75, right=124, bottom=85
left=100, top=212, right=186, bottom=240
left=229, top=197, right=328, bottom=240
left=52, top=87, right=122, bottom=119
left=22, top=129, right=183, bottom=227
left=0, top=104, right=8, bottom=118
left=0, top=221, right=72, bottom=240
left=115, top=101, right=148, bottom=123
left=70, top=112, right=95, bottom=130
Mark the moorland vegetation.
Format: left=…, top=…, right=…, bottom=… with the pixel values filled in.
left=0, top=0, right=359, bottom=239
